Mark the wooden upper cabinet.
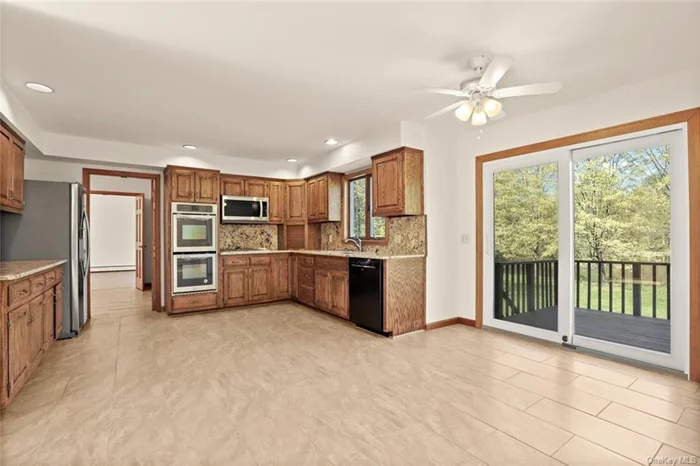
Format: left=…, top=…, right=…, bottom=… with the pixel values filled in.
left=372, top=147, right=423, bottom=217
left=245, top=179, right=268, bottom=198
left=221, top=176, right=245, bottom=196
left=195, top=170, right=219, bottom=203
left=0, top=124, right=26, bottom=214
left=167, top=166, right=219, bottom=204
left=306, top=173, right=341, bottom=223
left=170, top=168, right=196, bottom=202
left=285, top=180, right=306, bottom=224
left=268, top=181, right=285, bottom=223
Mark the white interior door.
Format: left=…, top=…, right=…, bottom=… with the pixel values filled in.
left=483, top=149, right=573, bottom=344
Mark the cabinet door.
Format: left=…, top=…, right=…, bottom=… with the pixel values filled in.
left=54, top=284, right=63, bottom=337
left=10, top=141, right=24, bottom=210
left=330, top=272, right=349, bottom=319
left=372, top=153, right=404, bottom=216
left=314, top=270, right=331, bottom=311
left=249, top=266, right=272, bottom=301
left=274, top=256, right=290, bottom=299
left=42, top=290, right=54, bottom=349
left=307, top=179, right=317, bottom=220
left=7, top=304, right=29, bottom=397
left=171, top=169, right=196, bottom=202
left=245, top=179, right=269, bottom=198
left=195, top=171, right=219, bottom=203
left=223, top=268, right=248, bottom=306
left=221, top=176, right=245, bottom=196
left=0, top=129, right=12, bottom=206
left=290, top=256, right=298, bottom=299
left=268, top=181, right=285, bottom=223
left=27, top=296, right=44, bottom=366
left=285, top=181, right=306, bottom=223
left=316, top=176, right=328, bottom=219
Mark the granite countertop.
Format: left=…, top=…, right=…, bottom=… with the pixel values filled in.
left=0, top=260, right=67, bottom=281
left=219, top=249, right=424, bottom=260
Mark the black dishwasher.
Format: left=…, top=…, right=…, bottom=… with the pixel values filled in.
left=349, top=258, right=387, bottom=336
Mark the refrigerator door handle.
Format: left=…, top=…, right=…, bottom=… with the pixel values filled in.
left=82, top=210, right=91, bottom=277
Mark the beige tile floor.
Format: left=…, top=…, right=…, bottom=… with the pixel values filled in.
left=1, top=283, right=700, bottom=465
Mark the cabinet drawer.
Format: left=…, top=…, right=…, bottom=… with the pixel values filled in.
left=8, top=279, right=31, bottom=308
left=222, top=256, right=249, bottom=267
left=171, top=293, right=218, bottom=313
left=298, top=256, right=314, bottom=267
left=298, top=285, right=314, bottom=305
left=315, top=256, right=348, bottom=273
left=30, top=275, right=46, bottom=296
left=298, top=266, right=314, bottom=287
left=249, top=256, right=271, bottom=265
left=44, top=270, right=57, bottom=287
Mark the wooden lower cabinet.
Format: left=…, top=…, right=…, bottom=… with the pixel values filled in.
left=249, top=266, right=272, bottom=302
left=314, top=271, right=331, bottom=310
left=1, top=264, right=64, bottom=407
left=329, top=272, right=349, bottom=319
left=221, top=254, right=290, bottom=307
left=223, top=267, right=248, bottom=306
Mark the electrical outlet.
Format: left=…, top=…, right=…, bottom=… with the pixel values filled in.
left=460, top=234, right=469, bottom=244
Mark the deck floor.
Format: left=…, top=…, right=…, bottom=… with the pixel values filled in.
left=500, top=307, right=671, bottom=353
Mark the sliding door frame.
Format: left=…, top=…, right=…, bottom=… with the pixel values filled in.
left=475, top=107, right=700, bottom=380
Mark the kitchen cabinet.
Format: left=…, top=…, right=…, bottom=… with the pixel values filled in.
left=285, top=180, right=306, bottom=224
left=312, top=256, right=349, bottom=318
left=245, top=179, right=268, bottom=198
left=1, top=263, right=65, bottom=407
left=273, top=254, right=290, bottom=299
left=221, top=176, right=246, bottom=196
left=0, top=123, right=26, bottom=214
left=268, top=181, right=285, bottom=223
left=314, top=271, right=331, bottom=310
left=42, top=289, right=54, bottom=350
left=371, top=147, right=423, bottom=217
left=249, top=266, right=272, bottom=302
left=166, top=166, right=220, bottom=204
left=223, top=268, right=248, bottom=306
left=54, top=284, right=63, bottom=337
left=195, top=170, right=219, bottom=203
left=306, top=173, right=342, bottom=223
left=329, top=272, right=349, bottom=319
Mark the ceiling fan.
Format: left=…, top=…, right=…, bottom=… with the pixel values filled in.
left=425, top=55, right=562, bottom=126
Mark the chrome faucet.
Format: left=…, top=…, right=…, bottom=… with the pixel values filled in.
left=345, top=237, right=362, bottom=252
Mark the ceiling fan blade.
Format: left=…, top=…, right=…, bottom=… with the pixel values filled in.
left=478, top=56, right=514, bottom=88
left=424, top=87, right=467, bottom=97
left=493, top=82, right=562, bottom=99
left=425, top=100, right=467, bottom=119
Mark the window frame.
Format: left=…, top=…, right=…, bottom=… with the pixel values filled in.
left=343, top=168, right=389, bottom=244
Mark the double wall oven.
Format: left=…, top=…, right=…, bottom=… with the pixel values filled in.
left=172, top=203, right=217, bottom=294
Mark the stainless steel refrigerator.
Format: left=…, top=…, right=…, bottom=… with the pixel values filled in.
left=1, top=181, right=90, bottom=338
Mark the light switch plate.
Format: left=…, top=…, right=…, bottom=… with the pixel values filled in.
left=460, top=234, right=469, bottom=244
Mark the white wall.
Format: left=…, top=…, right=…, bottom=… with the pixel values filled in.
left=90, top=194, right=135, bottom=271
left=457, top=65, right=700, bottom=320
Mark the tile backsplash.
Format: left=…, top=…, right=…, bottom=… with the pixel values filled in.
left=219, top=224, right=278, bottom=251
left=320, top=215, right=426, bottom=256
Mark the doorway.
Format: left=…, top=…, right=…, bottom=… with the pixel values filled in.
left=83, top=168, right=162, bottom=319
left=483, top=128, right=689, bottom=372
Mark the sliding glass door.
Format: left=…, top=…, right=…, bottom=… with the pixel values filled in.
left=483, top=128, right=688, bottom=371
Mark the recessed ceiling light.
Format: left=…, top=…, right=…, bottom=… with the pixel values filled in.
left=25, top=82, right=54, bottom=93
left=325, top=138, right=338, bottom=146
left=182, top=144, right=198, bottom=150
left=286, top=158, right=298, bottom=163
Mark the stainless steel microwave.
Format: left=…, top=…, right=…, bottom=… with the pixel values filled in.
left=221, top=196, right=269, bottom=223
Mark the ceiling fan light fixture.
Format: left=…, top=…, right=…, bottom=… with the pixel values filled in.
left=482, top=97, right=503, bottom=118
left=454, top=102, right=475, bottom=122
left=471, top=105, right=487, bottom=126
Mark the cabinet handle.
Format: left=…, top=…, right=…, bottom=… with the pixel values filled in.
left=19, top=289, right=28, bottom=295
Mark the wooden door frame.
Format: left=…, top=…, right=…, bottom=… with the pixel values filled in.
left=474, top=107, right=700, bottom=381
left=83, top=169, right=163, bottom=317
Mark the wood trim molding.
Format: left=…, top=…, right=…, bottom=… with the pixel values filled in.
left=474, top=107, right=700, bottom=381
left=82, top=168, right=163, bottom=318
left=426, top=317, right=476, bottom=331
left=89, top=190, right=144, bottom=197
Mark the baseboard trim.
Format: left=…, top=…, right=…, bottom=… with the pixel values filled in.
left=426, top=317, right=476, bottom=330
left=91, top=266, right=136, bottom=273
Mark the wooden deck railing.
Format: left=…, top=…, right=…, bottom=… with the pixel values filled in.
left=495, top=260, right=671, bottom=320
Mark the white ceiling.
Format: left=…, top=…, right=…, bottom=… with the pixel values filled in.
left=3, top=2, right=699, bottom=162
